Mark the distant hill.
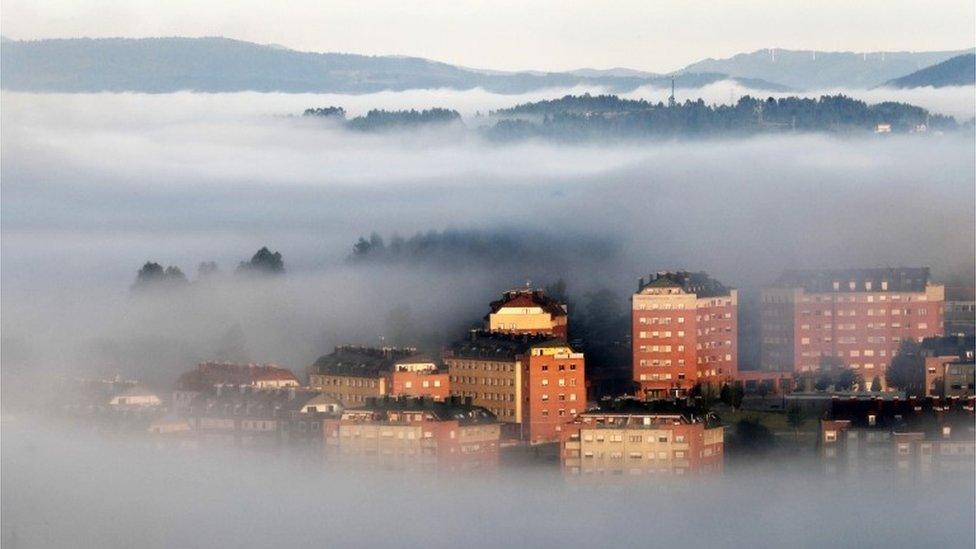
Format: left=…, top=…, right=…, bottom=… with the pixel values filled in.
left=882, top=54, right=976, bottom=88
left=680, top=48, right=973, bottom=90
left=0, top=36, right=789, bottom=94
left=483, top=94, right=956, bottom=141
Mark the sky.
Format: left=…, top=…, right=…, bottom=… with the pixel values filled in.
left=2, top=0, right=975, bottom=72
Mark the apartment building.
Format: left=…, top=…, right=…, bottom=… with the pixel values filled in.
left=323, top=397, right=500, bottom=472
left=166, top=386, right=342, bottom=449
left=559, top=398, right=723, bottom=476
left=922, top=335, right=975, bottom=398
left=445, top=332, right=585, bottom=443
left=820, top=396, right=975, bottom=476
left=761, top=268, right=945, bottom=377
left=308, top=346, right=449, bottom=407
left=631, top=271, right=738, bottom=399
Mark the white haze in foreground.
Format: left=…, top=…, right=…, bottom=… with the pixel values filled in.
left=2, top=90, right=973, bottom=386
left=1, top=417, right=973, bottom=549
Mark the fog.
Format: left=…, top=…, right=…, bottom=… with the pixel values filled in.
left=2, top=82, right=975, bottom=547
left=3, top=88, right=974, bottom=387
left=3, top=417, right=973, bottom=548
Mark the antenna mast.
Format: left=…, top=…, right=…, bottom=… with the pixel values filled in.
left=668, top=76, right=676, bottom=108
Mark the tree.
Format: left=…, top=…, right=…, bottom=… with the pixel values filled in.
left=786, top=404, right=806, bottom=441
left=834, top=368, right=861, bottom=392
left=887, top=339, right=925, bottom=395
left=721, top=382, right=745, bottom=412
left=720, top=383, right=733, bottom=406
left=870, top=375, right=883, bottom=392
left=237, top=247, right=284, bottom=275
left=730, top=417, right=776, bottom=456
left=814, top=372, right=833, bottom=392
left=131, top=261, right=188, bottom=291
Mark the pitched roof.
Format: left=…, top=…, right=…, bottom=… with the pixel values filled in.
left=179, top=362, right=300, bottom=390
left=349, top=396, right=498, bottom=425
left=449, top=331, right=572, bottom=360
left=310, top=346, right=428, bottom=378
left=488, top=289, right=567, bottom=317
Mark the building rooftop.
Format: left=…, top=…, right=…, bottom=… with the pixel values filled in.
left=310, top=346, right=430, bottom=378
left=178, top=362, right=299, bottom=390
left=921, top=335, right=975, bottom=361
left=448, top=331, right=571, bottom=361
left=572, top=397, right=720, bottom=428
left=486, top=288, right=567, bottom=318
left=773, top=267, right=932, bottom=293
left=345, top=396, right=498, bottom=425
left=637, top=271, right=732, bottom=298
left=186, top=387, right=337, bottom=418
left=824, top=396, right=975, bottom=441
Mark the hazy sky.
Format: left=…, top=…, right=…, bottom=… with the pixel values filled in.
left=3, top=0, right=974, bottom=72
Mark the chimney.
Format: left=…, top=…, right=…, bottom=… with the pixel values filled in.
left=639, top=277, right=644, bottom=290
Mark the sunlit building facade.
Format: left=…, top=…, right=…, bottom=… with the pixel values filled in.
left=631, top=271, right=738, bottom=399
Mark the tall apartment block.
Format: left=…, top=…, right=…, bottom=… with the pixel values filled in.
left=761, top=268, right=945, bottom=379
left=631, top=271, right=738, bottom=399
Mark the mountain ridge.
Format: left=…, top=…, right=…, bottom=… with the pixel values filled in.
left=882, top=53, right=976, bottom=88
left=2, top=36, right=972, bottom=94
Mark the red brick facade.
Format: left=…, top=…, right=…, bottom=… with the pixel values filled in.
left=761, top=268, right=945, bottom=378
left=632, top=272, right=738, bottom=399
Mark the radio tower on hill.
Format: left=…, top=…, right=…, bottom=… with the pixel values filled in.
left=668, top=76, right=676, bottom=108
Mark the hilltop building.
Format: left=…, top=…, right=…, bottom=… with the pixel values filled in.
left=308, top=346, right=450, bottom=406
left=485, top=288, right=568, bottom=337
left=761, top=268, right=945, bottom=380
left=631, top=271, right=738, bottom=399
left=323, top=396, right=500, bottom=472
left=559, top=398, right=724, bottom=476
left=445, top=332, right=585, bottom=443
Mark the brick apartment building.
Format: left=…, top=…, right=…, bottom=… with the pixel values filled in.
left=485, top=288, right=569, bottom=337
left=820, top=396, right=974, bottom=476
left=631, top=271, right=738, bottom=399
left=308, top=346, right=450, bottom=407
left=559, top=398, right=723, bottom=476
left=157, top=386, right=342, bottom=450
left=445, top=332, right=585, bottom=443
left=323, top=396, right=500, bottom=472
left=761, top=268, right=945, bottom=380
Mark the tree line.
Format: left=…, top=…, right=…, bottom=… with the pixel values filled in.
left=303, top=106, right=462, bottom=131
left=484, top=93, right=956, bottom=141
left=131, top=246, right=284, bottom=292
